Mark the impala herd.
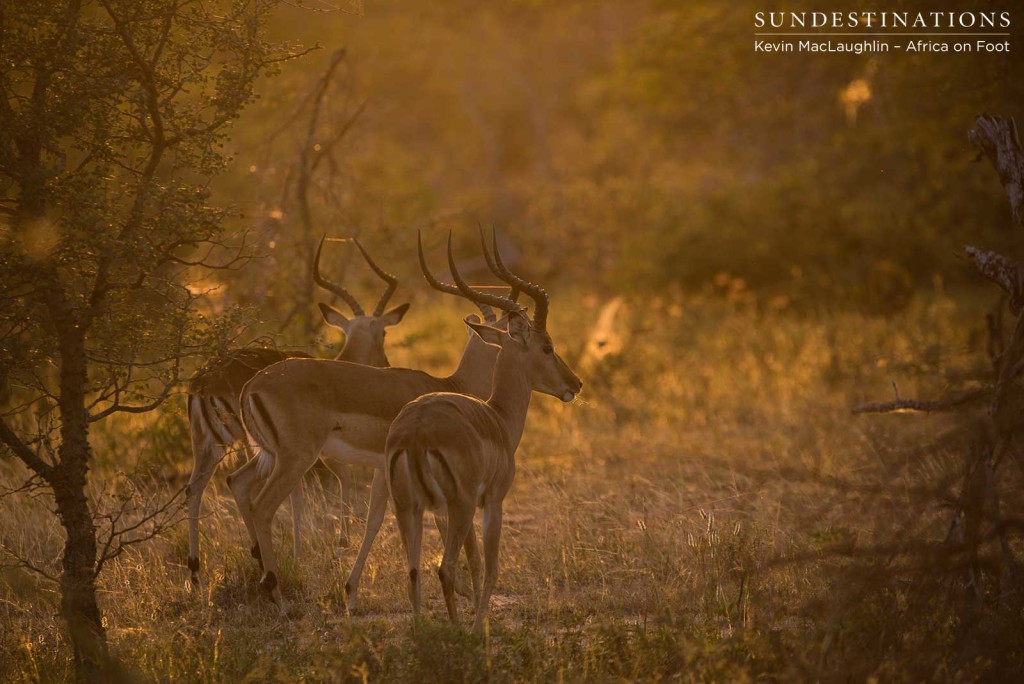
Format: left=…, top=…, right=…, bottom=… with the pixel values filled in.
left=185, top=229, right=581, bottom=630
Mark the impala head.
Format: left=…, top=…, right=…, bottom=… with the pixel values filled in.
left=466, top=311, right=582, bottom=402
left=443, top=227, right=583, bottom=403
left=314, top=235, right=410, bottom=366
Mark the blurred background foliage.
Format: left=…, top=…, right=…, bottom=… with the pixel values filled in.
left=206, top=0, right=1020, bottom=342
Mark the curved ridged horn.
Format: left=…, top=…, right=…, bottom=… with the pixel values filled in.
left=477, top=223, right=519, bottom=303
left=417, top=231, right=496, bottom=323
left=314, top=234, right=364, bottom=316
left=353, top=238, right=399, bottom=317
left=484, top=228, right=548, bottom=331
left=446, top=232, right=524, bottom=316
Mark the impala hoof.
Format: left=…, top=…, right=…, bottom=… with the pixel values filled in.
left=344, top=579, right=361, bottom=612
left=259, top=570, right=278, bottom=594
left=187, top=556, right=200, bottom=574
left=259, top=572, right=291, bottom=615
left=250, top=544, right=263, bottom=569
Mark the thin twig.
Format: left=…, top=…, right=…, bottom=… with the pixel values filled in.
left=853, top=387, right=992, bottom=415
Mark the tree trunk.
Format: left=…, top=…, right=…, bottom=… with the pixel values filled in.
left=13, top=96, right=115, bottom=680
left=53, top=326, right=111, bottom=682
left=53, top=472, right=109, bottom=681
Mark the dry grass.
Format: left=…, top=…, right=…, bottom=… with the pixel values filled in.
left=3, top=283, right=1023, bottom=681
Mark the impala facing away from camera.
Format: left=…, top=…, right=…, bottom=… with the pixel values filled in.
left=387, top=234, right=581, bottom=631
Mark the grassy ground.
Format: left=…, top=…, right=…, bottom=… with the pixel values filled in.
left=3, top=281, right=1023, bottom=681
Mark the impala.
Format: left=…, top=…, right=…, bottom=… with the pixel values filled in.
left=386, top=234, right=581, bottom=631
left=185, top=236, right=408, bottom=582
left=229, top=231, right=519, bottom=611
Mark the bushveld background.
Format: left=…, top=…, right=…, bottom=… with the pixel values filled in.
left=2, top=0, right=1024, bottom=681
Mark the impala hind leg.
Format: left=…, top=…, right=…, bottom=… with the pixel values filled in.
left=186, top=394, right=238, bottom=582
left=250, top=475, right=299, bottom=613
left=438, top=500, right=476, bottom=625
left=226, top=457, right=262, bottom=566
left=395, top=501, right=425, bottom=616
left=345, top=469, right=389, bottom=611
left=473, top=502, right=503, bottom=633
left=186, top=440, right=224, bottom=582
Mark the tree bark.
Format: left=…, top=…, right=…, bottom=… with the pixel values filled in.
left=53, top=325, right=111, bottom=681
left=53, top=471, right=109, bottom=680
left=969, top=115, right=1024, bottom=228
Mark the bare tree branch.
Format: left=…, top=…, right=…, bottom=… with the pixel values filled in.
left=164, top=231, right=255, bottom=270
left=0, top=416, right=54, bottom=479
left=970, top=114, right=1024, bottom=228
left=94, top=483, right=188, bottom=576
left=87, top=352, right=184, bottom=421
left=853, top=387, right=992, bottom=415
left=0, top=542, right=59, bottom=584
left=0, top=473, right=47, bottom=500
left=309, top=100, right=366, bottom=175
left=963, top=246, right=1024, bottom=314
left=281, top=0, right=364, bottom=13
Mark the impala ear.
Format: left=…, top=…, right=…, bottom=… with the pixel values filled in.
left=506, top=311, right=530, bottom=345
left=465, top=315, right=506, bottom=347
left=318, top=302, right=353, bottom=333
left=380, top=302, right=410, bottom=327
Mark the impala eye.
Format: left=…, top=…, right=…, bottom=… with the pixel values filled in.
left=543, top=344, right=554, bottom=355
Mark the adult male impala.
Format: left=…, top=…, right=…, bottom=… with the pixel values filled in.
left=185, top=236, right=408, bottom=582
left=229, top=232, right=522, bottom=611
left=386, top=233, right=581, bottom=631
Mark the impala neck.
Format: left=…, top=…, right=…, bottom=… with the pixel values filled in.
left=487, top=347, right=533, bottom=453
left=446, top=334, right=497, bottom=399
left=336, top=340, right=389, bottom=368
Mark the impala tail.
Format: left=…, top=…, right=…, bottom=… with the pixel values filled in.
left=388, top=443, right=457, bottom=511
left=189, top=393, right=239, bottom=450
left=240, top=391, right=280, bottom=478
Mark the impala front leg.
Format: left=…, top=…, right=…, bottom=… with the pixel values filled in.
left=339, top=465, right=354, bottom=547
left=433, top=513, right=477, bottom=600
left=289, top=485, right=306, bottom=560
left=323, top=458, right=355, bottom=548
left=464, top=523, right=482, bottom=609
left=345, top=469, right=389, bottom=611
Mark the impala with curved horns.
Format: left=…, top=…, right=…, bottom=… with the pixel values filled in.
left=185, top=235, right=408, bottom=583
left=228, top=230, right=520, bottom=612
left=386, top=232, right=581, bottom=631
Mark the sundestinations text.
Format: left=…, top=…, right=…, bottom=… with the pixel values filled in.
left=754, top=11, right=1010, bottom=29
